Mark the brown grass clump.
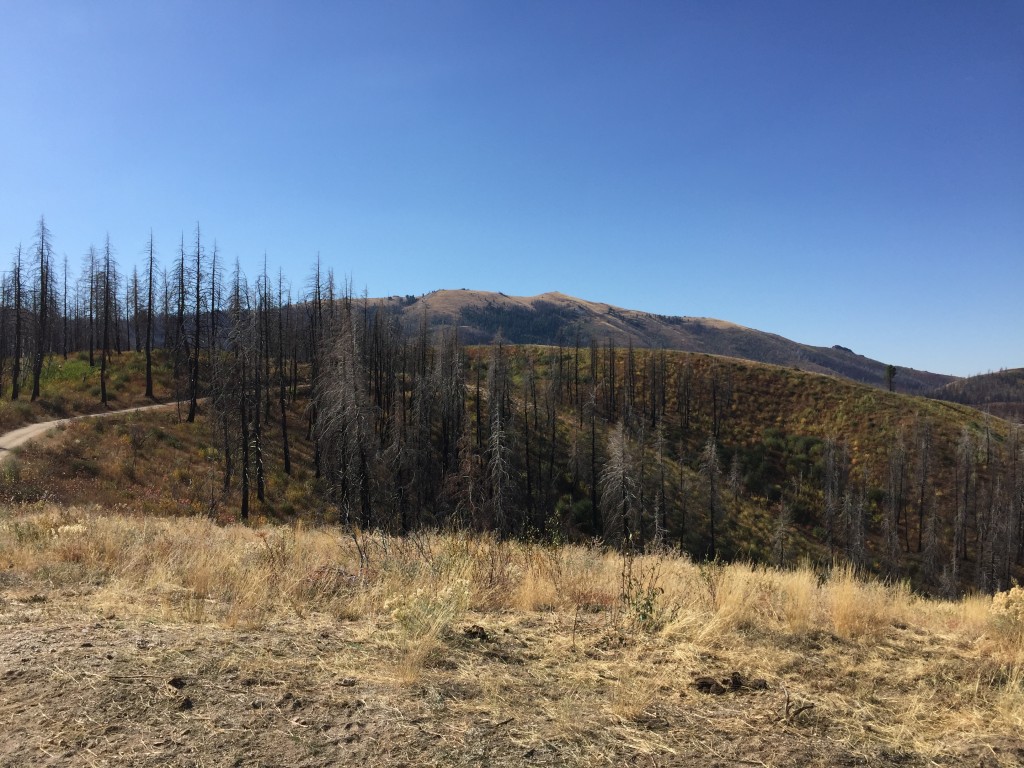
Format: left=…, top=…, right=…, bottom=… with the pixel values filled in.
left=775, top=566, right=823, bottom=634
left=990, top=585, right=1024, bottom=644
left=827, top=564, right=911, bottom=639
left=2, top=505, right=1024, bottom=766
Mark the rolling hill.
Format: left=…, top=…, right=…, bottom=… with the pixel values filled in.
left=376, top=289, right=956, bottom=395
left=929, top=368, right=1024, bottom=423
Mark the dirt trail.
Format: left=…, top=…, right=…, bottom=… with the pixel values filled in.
left=0, top=402, right=182, bottom=465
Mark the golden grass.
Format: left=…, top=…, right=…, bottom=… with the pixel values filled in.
left=827, top=564, right=911, bottom=640
left=2, top=504, right=1024, bottom=765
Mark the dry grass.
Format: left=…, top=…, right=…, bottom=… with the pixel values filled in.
left=826, top=564, right=912, bottom=640
left=0, top=402, right=318, bottom=519
left=2, top=504, right=1024, bottom=766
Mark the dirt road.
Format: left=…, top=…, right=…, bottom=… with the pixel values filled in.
left=0, top=402, right=182, bottom=465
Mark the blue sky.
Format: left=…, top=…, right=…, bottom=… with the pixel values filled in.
left=1, top=1, right=1021, bottom=377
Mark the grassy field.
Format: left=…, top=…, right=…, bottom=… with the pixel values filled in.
left=1, top=505, right=1023, bottom=766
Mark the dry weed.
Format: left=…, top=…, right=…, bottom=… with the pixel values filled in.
left=389, top=579, right=469, bottom=682
left=775, top=566, right=823, bottom=634
left=827, top=564, right=909, bottom=639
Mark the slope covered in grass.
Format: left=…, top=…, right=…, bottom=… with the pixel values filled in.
left=0, top=350, right=175, bottom=433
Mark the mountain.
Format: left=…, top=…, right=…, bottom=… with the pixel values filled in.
left=374, top=289, right=956, bottom=395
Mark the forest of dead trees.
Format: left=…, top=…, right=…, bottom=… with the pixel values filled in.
left=3, top=218, right=1024, bottom=595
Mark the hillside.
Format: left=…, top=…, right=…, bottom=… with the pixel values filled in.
left=929, top=368, right=1024, bottom=424
left=376, top=290, right=955, bottom=395
left=5, top=345, right=1019, bottom=595
left=0, top=350, right=175, bottom=434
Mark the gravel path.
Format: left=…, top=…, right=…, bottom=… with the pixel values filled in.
left=0, top=402, right=182, bottom=465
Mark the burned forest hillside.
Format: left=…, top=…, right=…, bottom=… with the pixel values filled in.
left=929, top=368, right=1024, bottom=424
left=1, top=221, right=1020, bottom=597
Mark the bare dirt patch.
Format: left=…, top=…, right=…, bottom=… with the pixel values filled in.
left=0, top=600, right=381, bottom=766
left=0, top=594, right=1019, bottom=766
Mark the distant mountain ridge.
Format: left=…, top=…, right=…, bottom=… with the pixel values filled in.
left=374, top=289, right=956, bottom=395
left=928, top=368, right=1024, bottom=423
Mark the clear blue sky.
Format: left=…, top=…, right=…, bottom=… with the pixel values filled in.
left=1, top=1, right=1021, bottom=376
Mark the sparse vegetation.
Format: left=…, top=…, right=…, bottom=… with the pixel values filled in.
left=4, top=341, right=1021, bottom=597
left=0, top=350, right=173, bottom=433
left=1, top=505, right=1023, bottom=766
left=930, top=367, right=1024, bottom=424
